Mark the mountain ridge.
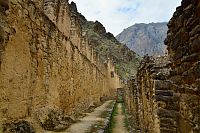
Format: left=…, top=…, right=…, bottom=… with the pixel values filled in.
left=116, top=22, right=168, bottom=56
left=70, top=2, right=140, bottom=79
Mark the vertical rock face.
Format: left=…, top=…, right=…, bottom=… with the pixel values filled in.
left=0, top=0, right=121, bottom=132
left=126, top=0, right=200, bottom=132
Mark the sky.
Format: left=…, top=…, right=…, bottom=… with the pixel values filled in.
left=68, top=0, right=182, bottom=35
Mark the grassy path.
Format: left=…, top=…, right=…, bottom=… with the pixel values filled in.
left=112, top=103, right=128, bottom=133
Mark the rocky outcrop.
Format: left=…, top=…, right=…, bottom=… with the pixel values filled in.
left=116, top=22, right=168, bottom=56
left=125, top=0, right=200, bottom=132
left=0, top=0, right=121, bottom=132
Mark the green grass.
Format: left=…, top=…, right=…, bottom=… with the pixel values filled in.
left=121, top=103, right=130, bottom=131
left=105, top=102, right=131, bottom=132
left=121, top=103, right=126, bottom=115
left=105, top=103, right=118, bottom=133
left=117, top=96, right=123, bottom=103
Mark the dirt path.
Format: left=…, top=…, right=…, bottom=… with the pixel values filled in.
left=45, top=100, right=113, bottom=133
left=112, top=103, right=128, bottom=133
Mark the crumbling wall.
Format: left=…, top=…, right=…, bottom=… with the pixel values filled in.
left=136, top=56, right=180, bottom=133
left=0, top=0, right=118, bottom=132
left=126, top=0, right=200, bottom=132
left=126, top=56, right=180, bottom=133
left=124, top=77, right=140, bottom=132
left=165, top=0, right=200, bottom=132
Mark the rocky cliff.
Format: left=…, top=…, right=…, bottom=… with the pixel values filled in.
left=67, top=3, right=140, bottom=79
left=116, top=22, right=168, bottom=56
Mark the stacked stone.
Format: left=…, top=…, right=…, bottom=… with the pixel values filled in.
left=136, top=56, right=154, bottom=133
left=134, top=56, right=182, bottom=133
left=123, top=0, right=200, bottom=132
left=165, top=0, right=200, bottom=132
left=153, top=57, right=180, bottom=133
left=125, top=77, right=140, bottom=132
left=166, top=0, right=200, bottom=89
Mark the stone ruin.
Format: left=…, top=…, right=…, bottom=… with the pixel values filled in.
left=125, top=0, right=200, bottom=132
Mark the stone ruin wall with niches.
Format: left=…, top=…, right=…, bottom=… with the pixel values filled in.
left=0, top=0, right=119, bottom=132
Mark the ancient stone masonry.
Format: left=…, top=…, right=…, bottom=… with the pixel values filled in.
left=165, top=0, right=200, bottom=132
left=137, top=56, right=180, bottom=133
left=125, top=56, right=175, bottom=133
left=0, top=0, right=121, bottom=132
left=124, top=76, right=140, bottom=132
left=125, top=0, right=200, bottom=132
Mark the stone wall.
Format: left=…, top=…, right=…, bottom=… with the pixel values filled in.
left=165, top=0, right=200, bottom=132
left=0, top=0, right=120, bottom=132
left=136, top=56, right=180, bottom=133
left=125, top=56, right=176, bottom=133
left=125, top=0, right=200, bottom=132
left=124, top=77, right=140, bottom=132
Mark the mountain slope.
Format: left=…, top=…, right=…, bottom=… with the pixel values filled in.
left=116, top=22, right=168, bottom=56
left=70, top=2, right=140, bottom=79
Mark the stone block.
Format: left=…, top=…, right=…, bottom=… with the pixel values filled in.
left=160, top=128, right=177, bottom=133
left=186, top=17, right=199, bottom=32
left=166, top=101, right=180, bottom=111
left=155, top=80, right=172, bottom=90
left=182, top=69, right=196, bottom=85
left=152, top=72, right=167, bottom=80
left=189, top=25, right=200, bottom=37
left=157, top=109, right=179, bottom=119
left=173, top=62, right=193, bottom=76
left=155, top=95, right=179, bottom=102
left=183, top=4, right=194, bottom=20
left=169, top=75, right=183, bottom=85
left=155, top=90, right=174, bottom=96
left=174, top=46, right=188, bottom=60
left=182, top=53, right=200, bottom=63
left=160, top=118, right=177, bottom=128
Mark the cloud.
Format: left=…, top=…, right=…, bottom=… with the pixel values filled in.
left=69, top=0, right=181, bottom=35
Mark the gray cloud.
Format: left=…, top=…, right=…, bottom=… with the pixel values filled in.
left=69, top=0, right=181, bottom=35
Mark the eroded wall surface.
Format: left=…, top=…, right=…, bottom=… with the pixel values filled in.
left=126, top=0, right=200, bottom=132
left=166, top=0, right=200, bottom=132
left=0, top=0, right=119, bottom=132
left=135, top=56, right=178, bottom=133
